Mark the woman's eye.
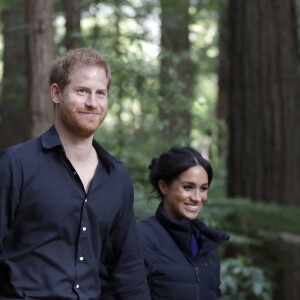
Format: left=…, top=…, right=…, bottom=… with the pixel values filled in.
left=183, top=185, right=193, bottom=191
left=200, top=186, right=208, bottom=192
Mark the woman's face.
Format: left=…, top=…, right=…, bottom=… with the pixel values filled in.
left=159, top=165, right=209, bottom=221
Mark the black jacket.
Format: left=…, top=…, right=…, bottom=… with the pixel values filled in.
left=137, top=203, right=229, bottom=300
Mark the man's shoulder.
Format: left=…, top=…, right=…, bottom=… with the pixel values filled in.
left=0, top=138, right=42, bottom=177
left=0, top=127, right=59, bottom=168
left=0, top=136, right=41, bottom=159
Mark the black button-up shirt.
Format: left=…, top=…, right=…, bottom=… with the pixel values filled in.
left=0, top=126, right=149, bottom=299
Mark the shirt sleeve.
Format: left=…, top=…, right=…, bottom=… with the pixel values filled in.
left=99, top=262, right=116, bottom=299
left=101, top=180, right=150, bottom=300
left=0, top=149, right=22, bottom=252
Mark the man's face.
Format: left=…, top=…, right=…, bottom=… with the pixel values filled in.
left=55, top=65, right=109, bottom=138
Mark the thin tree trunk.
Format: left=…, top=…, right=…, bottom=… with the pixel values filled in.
left=159, top=0, right=194, bottom=149
left=25, top=0, right=54, bottom=137
left=216, top=4, right=230, bottom=160
left=0, top=1, right=29, bottom=151
left=64, top=0, right=83, bottom=49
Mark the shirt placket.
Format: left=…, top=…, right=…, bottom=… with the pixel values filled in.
left=74, top=194, right=89, bottom=297
left=65, top=158, right=90, bottom=298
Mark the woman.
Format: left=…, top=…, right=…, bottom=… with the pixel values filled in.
left=137, top=146, right=229, bottom=300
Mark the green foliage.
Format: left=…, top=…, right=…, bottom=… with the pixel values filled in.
left=202, top=198, right=300, bottom=234
left=220, top=256, right=274, bottom=300
left=3, top=1, right=297, bottom=298
left=72, top=4, right=300, bottom=297
left=200, top=197, right=300, bottom=299
left=77, top=0, right=221, bottom=163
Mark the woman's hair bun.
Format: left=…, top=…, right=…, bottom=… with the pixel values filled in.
left=148, top=157, right=159, bottom=170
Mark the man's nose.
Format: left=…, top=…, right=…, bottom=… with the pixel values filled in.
left=86, top=94, right=97, bottom=108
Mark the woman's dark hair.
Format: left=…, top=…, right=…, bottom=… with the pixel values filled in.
left=149, top=146, right=213, bottom=200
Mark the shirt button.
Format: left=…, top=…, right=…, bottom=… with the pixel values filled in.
left=85, top=199, right=87, bottom=203
left=76, top=284, right=80, bottom=289
left=82, top=227, right=87, bottom=231
left=79, top=256, right=84, bottom=261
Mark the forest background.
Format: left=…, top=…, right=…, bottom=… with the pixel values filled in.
left=0, top=0, right=300, bottom=299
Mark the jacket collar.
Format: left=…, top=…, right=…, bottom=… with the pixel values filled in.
left=155, top=202, right=229, bottom=257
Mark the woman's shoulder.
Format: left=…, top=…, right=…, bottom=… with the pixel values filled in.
left=137, top=216, right=160, bottom=232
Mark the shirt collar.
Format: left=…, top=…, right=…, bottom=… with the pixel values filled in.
left=41, top=125, right=114, bottom=173
left=41, top=125, right=62, bottom=149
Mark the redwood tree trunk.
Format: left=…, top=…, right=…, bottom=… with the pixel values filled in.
left=25, top=0, right=54, bottom=137
left=219, top=0, right=300, bottom=205
left=218, top=0, right=300, bottom=299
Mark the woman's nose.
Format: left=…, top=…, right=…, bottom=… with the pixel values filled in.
left=191, top=189, right=201, bottom=201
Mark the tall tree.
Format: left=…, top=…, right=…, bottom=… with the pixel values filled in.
left=219, top=0, right=300, bottom=205
left=159, top=0, right=195, bottom=148
left=0, top=0, right=29, bottom=151
left=218, top=0, right=300, bottom=299
left=25, top=0, right=54, bottom=137
left=64, top=0, right=83, bottom=49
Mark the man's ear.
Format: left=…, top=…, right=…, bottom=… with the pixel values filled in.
left=50, top=83, right=62, bottom=104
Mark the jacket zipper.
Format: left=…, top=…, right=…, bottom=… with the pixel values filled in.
left=194, top=265, right=201, bottom=282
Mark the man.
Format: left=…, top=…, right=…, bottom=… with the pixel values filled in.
left=0, top=48, right=149, bottom=299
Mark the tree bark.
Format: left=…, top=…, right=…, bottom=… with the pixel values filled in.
left=216, top=4, right=230, bottom=160
left=219, top=0, right=300, bottom=205
left=0, top=1, right=29, bottom=151
left=218, top=0, right=300, bottom=299
left=159, top=0, right=194, bottom=149
left=64, top=0, right=83, bottom=49
left=25, top=0, right=54, bottom=137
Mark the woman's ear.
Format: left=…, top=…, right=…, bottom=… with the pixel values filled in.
left=50, top=83, right=61, bottom=104
left=158, top=179, right=168, bottom=196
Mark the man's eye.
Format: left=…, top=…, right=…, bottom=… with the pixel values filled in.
left=97, top=91, right=106, bottom=96
left=78, top=89, right=87, bottom=95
